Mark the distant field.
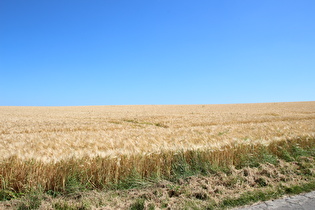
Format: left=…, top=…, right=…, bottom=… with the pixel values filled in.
left=1, top=102, right=314, bottom=162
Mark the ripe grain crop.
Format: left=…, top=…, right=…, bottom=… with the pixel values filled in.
left=0, top=102, right=314, bottom=193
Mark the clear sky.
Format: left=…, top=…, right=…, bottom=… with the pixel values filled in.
left=1, top=0, right=314, bottom=106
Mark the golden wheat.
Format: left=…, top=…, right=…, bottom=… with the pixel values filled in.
left=0, top=102, right=315, bottom=192
left=1, top=102, right=314, bottom=162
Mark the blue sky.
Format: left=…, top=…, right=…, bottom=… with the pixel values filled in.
left=1, top=0, right=314, bottom=106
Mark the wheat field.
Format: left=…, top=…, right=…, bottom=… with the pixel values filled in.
left=1, top=102, right=314, bottom=162
left=0, top=101, right=315, bottom=192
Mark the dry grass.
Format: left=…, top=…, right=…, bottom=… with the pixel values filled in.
left=0, top=101, right=315, bottom=194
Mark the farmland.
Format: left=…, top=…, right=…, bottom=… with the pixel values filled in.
left=0, top=102, right=315, bottom=209
left=1, top=102, right=314, bottom=161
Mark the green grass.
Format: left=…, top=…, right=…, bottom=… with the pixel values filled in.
left=217, top=180, right=315, bottom=209
left=17, top=193, right=43, bottom=210
left=130, top=198, right=145, bottom=210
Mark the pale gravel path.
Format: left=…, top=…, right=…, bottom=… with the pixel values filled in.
left=234, top=191, right=315, bottom=210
